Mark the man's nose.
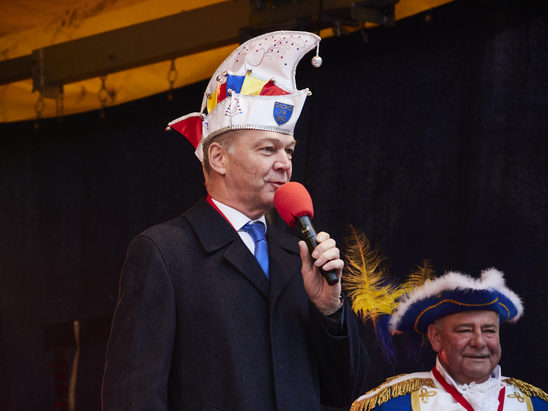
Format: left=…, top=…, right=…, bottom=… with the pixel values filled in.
left=274, top=152, right=292, bottom=170
left=470, top=331, right=487, bottom=348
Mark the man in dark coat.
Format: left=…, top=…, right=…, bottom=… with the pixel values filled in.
left=102, top=30, right=369, bottom=410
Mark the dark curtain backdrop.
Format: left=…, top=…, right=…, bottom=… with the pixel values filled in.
left=1, top=0, right=547, bottom=409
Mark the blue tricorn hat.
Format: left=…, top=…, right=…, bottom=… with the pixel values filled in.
left=389, top=268, right=524, bottom=335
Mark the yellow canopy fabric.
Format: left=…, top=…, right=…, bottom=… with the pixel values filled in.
left=0, top=0, right=452, bottom=123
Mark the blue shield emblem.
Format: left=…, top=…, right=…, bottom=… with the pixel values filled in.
left=273, top=102, right=294, bottom=126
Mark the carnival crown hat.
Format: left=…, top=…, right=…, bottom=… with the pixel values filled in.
left=166, top=30, right=322, bottom=162
left=389, top=267, right=524, bottom=335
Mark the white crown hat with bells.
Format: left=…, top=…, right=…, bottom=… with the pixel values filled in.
left=166, top=30, right=322, bottom=161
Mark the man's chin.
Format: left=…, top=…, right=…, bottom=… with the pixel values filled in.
left=462, top=363, right=495, bottom=380
left=263, top=195, right=275, bottom=210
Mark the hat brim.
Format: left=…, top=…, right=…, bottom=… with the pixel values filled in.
left=389, top=268, right=524, bottom=335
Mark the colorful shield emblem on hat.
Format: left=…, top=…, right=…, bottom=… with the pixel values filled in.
left=273, top=102, right=294, bottom=125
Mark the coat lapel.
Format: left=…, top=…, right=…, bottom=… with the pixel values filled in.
left=267, top=225, right=301, bottom=305
left=184, top=198, right=269, bottom=297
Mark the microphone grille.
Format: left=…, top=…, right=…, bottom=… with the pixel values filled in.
left=274, top=182, right=314, bottom=227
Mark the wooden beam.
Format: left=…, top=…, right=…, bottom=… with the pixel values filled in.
left=0, top=0, right=398, bottom=91
left=31, top=0, right=250, bottom=91
left=0, top=54, right=34, bottom=84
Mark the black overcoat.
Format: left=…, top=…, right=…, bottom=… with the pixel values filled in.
left=102, top=198, right=369, bottom=410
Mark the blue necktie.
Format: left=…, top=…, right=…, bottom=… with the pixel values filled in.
left=242, top=222, right=269, bottom=277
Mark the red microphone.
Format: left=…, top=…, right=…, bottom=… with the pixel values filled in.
left=274, top=182, right=339, bottom=286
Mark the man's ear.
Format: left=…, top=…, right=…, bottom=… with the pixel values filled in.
left=427, top=323, right=442, bottom=353
left=208, top=142, right=228, bottom=175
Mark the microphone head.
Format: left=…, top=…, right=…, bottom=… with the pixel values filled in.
left=274, top=182, right=314, bottom=227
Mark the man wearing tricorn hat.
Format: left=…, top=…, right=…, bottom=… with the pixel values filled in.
left=346, top=267, right=548, bottom=410
left=102, top=31, right=369, bottom=410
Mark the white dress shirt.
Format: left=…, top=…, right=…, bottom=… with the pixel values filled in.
left=210, top=197, right=267, bottom=255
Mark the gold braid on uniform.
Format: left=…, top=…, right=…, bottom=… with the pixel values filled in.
left=350, top=378, right=436, bottom=411
left=503, top=378, right=548, bottom=401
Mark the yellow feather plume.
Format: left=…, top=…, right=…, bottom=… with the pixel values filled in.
left=401, top=260, right=435, bottom=294
left=342, top=226, right=437, bottom=329
left=342, top=226, right=405, bottom=323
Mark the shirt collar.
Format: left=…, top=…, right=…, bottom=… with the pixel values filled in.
left=210, top=197, right=267, bottom=232
left=435, top=356, right=501, bottom=393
